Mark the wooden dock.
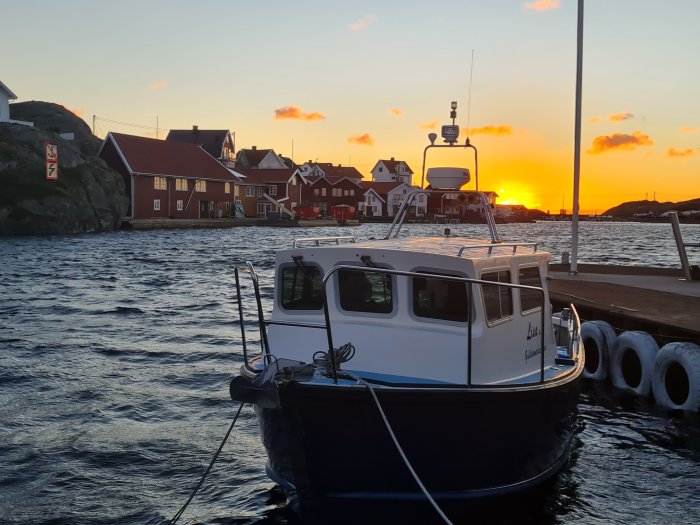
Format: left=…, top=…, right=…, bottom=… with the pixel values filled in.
left=548, top=263, right=700, bottom=345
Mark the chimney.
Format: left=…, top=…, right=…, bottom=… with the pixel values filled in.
left=193, top=125, right=198, bottom=132
left=252, top=145, right=257, bottom=150
left=390, top=156, right=395, bottom=161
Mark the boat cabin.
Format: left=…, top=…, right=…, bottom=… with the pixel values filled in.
left=263, top=235, right=556, bottom=385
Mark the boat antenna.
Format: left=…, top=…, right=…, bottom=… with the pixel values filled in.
left=466, top=49, right=474, bottom=138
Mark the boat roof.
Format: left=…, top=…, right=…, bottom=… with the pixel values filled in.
left=285, top=236, right=547, bottom=262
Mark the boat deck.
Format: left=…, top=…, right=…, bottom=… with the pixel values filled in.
left=548, top=263, right=700, bottom=344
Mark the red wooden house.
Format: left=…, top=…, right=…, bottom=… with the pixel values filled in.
left=98, top=132, right=240, bottom=220
left=306, top=175, right=363, bottom=216
left=232, top=167, right=304, bottom=217
left=165, top=126, right=235, bottom=168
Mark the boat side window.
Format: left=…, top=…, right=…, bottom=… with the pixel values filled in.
left=338, top=268, right=392, bottom=314
left=413, top=272, right=470, bottom=322
left=280, top=264, right=324, bottom=310
left=519, top=266, right=542, bottom=313
left=481, top=269, right=513, bottom=323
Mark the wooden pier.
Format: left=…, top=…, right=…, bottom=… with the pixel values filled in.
left=548, top=263, right=700, bottom=345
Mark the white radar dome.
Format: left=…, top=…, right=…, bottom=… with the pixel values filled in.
left=426, top=167, right=471, bottom=190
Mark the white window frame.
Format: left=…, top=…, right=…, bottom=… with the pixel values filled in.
left=225, top=182, right=231, bottom=194
left=268, top=185, right=277, bottom=196
left=154, top=177, right=167, bottom=190
left=195, top=180, right=206, bottom=192
left=153, top=199, right=161, bottom=211
left=176, top=200, right=184, bottom=211
left=245, top=186, right=255, bottom=197
left=175, top=178, right=187, bottom=191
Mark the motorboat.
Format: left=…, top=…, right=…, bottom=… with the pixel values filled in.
left=230, top=102, right=584, bottom=520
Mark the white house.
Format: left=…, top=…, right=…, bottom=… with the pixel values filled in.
left=0, top=80, right=17, bottom=122
left=0, top=80, right=33, bottom=126
left=360, top=181, right=427, bottom=217
left=370, top=157, right=414, bottom=186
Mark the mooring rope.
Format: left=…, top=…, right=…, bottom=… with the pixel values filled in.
left=352, top=375, right=454, bottom=525
left=167, top=401, right=245, bottom=525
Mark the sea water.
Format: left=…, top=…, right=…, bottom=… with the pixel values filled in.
left=1, top=221, right=699, bottom=524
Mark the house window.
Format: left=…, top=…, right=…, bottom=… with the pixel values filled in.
left=195, top=180, right=206, bottom=192
left=153, top=199, right=161, bottom=211
left=481, top=270, right=513, bottom=324
left=332, top=188, right=342, bottom=197
left=338, top=268, right=393, bottom=314
left=269, top=185, right=277, bottom=196
left=314, top=188, right=320, bottom=196
left=350, top=189, right=355, bottom=196
left=292, top=177, right=297, bottom=186
left=176, top=200, right=184, bottom=211
left=321, top=188, right=327, bottom=197
left=225, top=182, right=231, bottom=194
left=378, top=167, right=384, bottom=172
left=418, top=194, right=424, bottom=203
left=154, top=177, right=167, bottom=190
left=234, top=185, right=239, bottom=197
left=343, top=190, right=350, bottom=196
left=280, top=265, right=324, bottom=310
left=519, top=266, right=543, bottom=313
left=175, top=178, right=187, bottom=191
left=256, top=187, right=264, bottom=197
left=246, top=186, right=255, bottom=197
left=256, top=203, right=271, bottom=215
left=413, top=272, right=471, bottom=322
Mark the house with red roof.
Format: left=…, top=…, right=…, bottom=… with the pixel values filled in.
left=232, top=166, right=305, bottom=218
left=165, top=126, right=235, bottom=168
left=370, top=157, right=414, bottom=185
left=98, top=132, right=240, bottom=220
left=298, top=161, right=364, bottom=184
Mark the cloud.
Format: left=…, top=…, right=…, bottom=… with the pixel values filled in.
left=680, top=127, right=699, bottom=133
left=419, top=121, right=438, bottom=130
left=587, top=116, right=602, bottom=124
left=667, top=147, right=698, bottom=158
left=150, top=80, right=167, bottom=90
left=588, top=131, right=654, bottom=154
left=347, top=133, right=374, bottom=146
left=274, top=105, right=326, bottom=121
left=469, top=125, right=513, bottom=136
left=609, top=112, right=634, bottom=122
left=349, top=14, right=377, bottom=31
left=388, top=108, right=403, bottom=117
left=61, top=104, right=85, bottom=118
left=524, top=0, right=560, bottom=11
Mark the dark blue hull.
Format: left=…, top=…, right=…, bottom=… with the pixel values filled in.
left=255, top=374, right=581, bottom=515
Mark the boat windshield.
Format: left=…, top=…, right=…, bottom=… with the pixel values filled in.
left=280, top=264, right=324, bottom=310
left=338, top=269, right=393, bottom=314
left=413, top=272, right=472, bottom=322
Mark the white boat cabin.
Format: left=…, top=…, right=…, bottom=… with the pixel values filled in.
left=264, top=235, right=558, bottom=385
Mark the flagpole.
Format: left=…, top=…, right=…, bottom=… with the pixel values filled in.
left=570, top=0, right=584, bottom=275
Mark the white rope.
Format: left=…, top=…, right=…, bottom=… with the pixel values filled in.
left=353, top=376, right=454, bottom=525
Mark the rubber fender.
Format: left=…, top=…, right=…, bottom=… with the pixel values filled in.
left=610, top=331, right=658, bottom=396
left=651, top=342, right=700, bottom=411
left=580, top=321, right=615, bottom=381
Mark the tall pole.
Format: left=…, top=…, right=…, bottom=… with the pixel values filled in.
left=570, top=0, right=584, bottom=275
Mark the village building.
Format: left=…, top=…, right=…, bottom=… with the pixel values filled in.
left=359, top=181, right=428, bottom=218
left=235, top=146, right=288, bottom=170
left=0, top=80, right=32, bottom=126
left=166, top=126, right=235, bottom=168
left=232, top=166, right=305, bottom=218
left=370, top=157, right=414, bottom=185
left=305, top=175, right=363, bottom=217
left=298, top=161, right=364, bottom=184
left=426, top=190, right=499, bottom=220
left=98, top=132, right=240, bottom=220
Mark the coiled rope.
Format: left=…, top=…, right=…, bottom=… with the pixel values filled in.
left=352, top=375, right=454, bottom=525
left=167, top=401, right=245, bottom=524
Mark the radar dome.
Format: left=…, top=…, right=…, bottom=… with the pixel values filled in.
left=426, top=167, right=471, bottom=190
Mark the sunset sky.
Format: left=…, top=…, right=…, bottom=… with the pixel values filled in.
left=3, top=0, right=699, bottom=213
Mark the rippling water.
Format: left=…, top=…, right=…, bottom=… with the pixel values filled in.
left=1, top=221, right=699, bottom=525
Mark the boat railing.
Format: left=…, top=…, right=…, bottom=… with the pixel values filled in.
left=292, top=236, right=356, bottom=248
left=234, top=262, right=271, bottom=370
left=320, top=265, right=549, bottom=385
left=385, top=189, right=429, bottom=239
left=669, top=211, right=700, bottom=281
left=234, top=262, right=581, bottom=385
left=457, top=242, right=538, bottom=256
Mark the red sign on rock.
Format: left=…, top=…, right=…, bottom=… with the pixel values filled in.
left=45, top=143, right=58, bottom=180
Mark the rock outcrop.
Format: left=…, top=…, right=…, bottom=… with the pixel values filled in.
left=0, top=102, right=127, bottom=235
